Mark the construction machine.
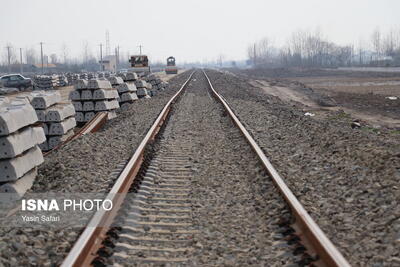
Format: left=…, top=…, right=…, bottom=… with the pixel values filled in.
left=165, top=56, right=178, bottom=74
left=129, top=55, right=151, bottom=75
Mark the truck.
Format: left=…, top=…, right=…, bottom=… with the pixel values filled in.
left=128, top=55, right=151, bottom=75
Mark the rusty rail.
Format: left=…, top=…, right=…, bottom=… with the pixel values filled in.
left=61, top=71, right=195, bottom=267
left=202, top=69, right=350, bottom=267
left=43, top=112, right=108, bottom=157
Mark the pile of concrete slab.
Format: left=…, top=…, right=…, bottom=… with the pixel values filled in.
left=57, top=75, right=68, bottom=87
left=117, top=83, right=138, bottom=111
left=146, top=75, right=170, bottom=96
left=0, top=98, right=45, bottom=202
left=70, top=79, right=120, bottom=123
left=30, top=91, right=76, bottom=151
left=135, top=79, right=152, bottom=98
left=34, top=75, right=58, bottom=90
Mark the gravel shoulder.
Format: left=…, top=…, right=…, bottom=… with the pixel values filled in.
left=0, top=71, right=192, bottom=266
left=206, top=69, right=400, bottom=266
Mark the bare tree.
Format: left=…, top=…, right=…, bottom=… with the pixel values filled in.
left=371, top=28, right=381, bottom=60
left=25, top=47, right=37, bottom=64
left=61, top=43, right=69, bottom=65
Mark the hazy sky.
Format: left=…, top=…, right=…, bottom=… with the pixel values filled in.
left=0, top=0, right=399, bottom=63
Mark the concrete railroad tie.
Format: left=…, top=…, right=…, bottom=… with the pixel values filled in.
left=48, top=117, right=77, bottom=136
left=75, top=79, right=88, bottom=90
left=93, top=89, right=119, bottom=100
left=126, top=72, right=138, bottom=81
left=0, top=103, right=38, bottom=136
left=0, top=168, right=37, bottom=202
left=69, top=91, right=81, bottom=101
left=118, top=83, right=137, bottom=93
left=83, top=101, right=95, bottom=111
left=75, top=112, right=85, bottom=122
left=31, top=91, right=62, bottom=110
left=0, top=126, right=46, bottom=159
left=36, top=109, right=49, bottom=122
left=95, top=99, right=120, bottom=111
left=46, top=103, right=76, bottom=122
left=84, top=112, right=95, bottom=122
left=108, top=76, right=124, bottom=86
left=120, top=92, right=138, bottom=103
left=88, top=79, right=112, bottom=89
left=81, top=90, right=93, bottom=100
left=137, top=88, right=149, bottom=97
left=48, top=130, right=74, bottom=150
left=72, top=101, right=83, bottom=112
left=135, top=80, right=147, bottom=88
left=0, top=146, right=44, bottom=182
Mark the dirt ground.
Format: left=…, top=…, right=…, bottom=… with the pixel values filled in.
left=233, top=68, right=400, bottom=128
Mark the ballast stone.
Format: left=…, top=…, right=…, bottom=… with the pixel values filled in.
left=0, top=126, right=46, bottom=159
left=31, top=91, right=61, bottom=109
left=0, top=146, right=43, bottom=182
left=48, top=117, right=76, bottom=136
left=93, top=89, right=119, bottom=100
left=117, top=83, right=137, bottom=93
left=46, top=103, right=75, bottom=122
left=88, top=79, right=112, bottom=89
left=0, top=168, right=37, bottom=202
left=95, top=100, right=119, bottom=111
left=0, top=104, right=38, bottom=136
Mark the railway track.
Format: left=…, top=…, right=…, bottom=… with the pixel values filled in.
left=62, top=70, right=350, bottom=266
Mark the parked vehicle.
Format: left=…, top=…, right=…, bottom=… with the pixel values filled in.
left=0, top=74, right=32, bottom=89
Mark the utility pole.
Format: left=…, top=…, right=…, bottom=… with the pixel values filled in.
left=19, top=48, right=23, bottom=74
left=253, top=43, right=257, bottom=66
left=40, top=42, right=44, bottom=74
left=138, top=45, right=143, bottom=55
left=6, top=45, right=11, bottom=73
left=99, top=43, right=103, bottom=71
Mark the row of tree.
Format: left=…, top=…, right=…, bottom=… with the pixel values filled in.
left=248, top=28, right=400, bottom=68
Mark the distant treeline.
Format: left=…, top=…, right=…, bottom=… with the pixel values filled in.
left=248, top=28, right=400, bottom=68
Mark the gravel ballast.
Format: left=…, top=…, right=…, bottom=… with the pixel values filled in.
left=0, top=71, right=191, bottom=266
left=206, top=69, right=400, bottom=266
left=109, top=71, right=304, bottom=265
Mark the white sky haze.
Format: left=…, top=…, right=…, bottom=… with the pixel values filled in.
left=0, top=0, right=399, bottom=63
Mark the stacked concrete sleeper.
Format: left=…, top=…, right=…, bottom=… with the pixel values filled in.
left=31, top=91, right=76, bottom=152
left=0, top=97, right=45, bottom=202
left=70, top=79, right=120, bottom=123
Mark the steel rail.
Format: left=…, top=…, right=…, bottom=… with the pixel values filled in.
left=202, top=69, right=351, bottom=267
left=43, top=112, right=108, bottom=157
left=61, top=71, right=195, bottom=267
